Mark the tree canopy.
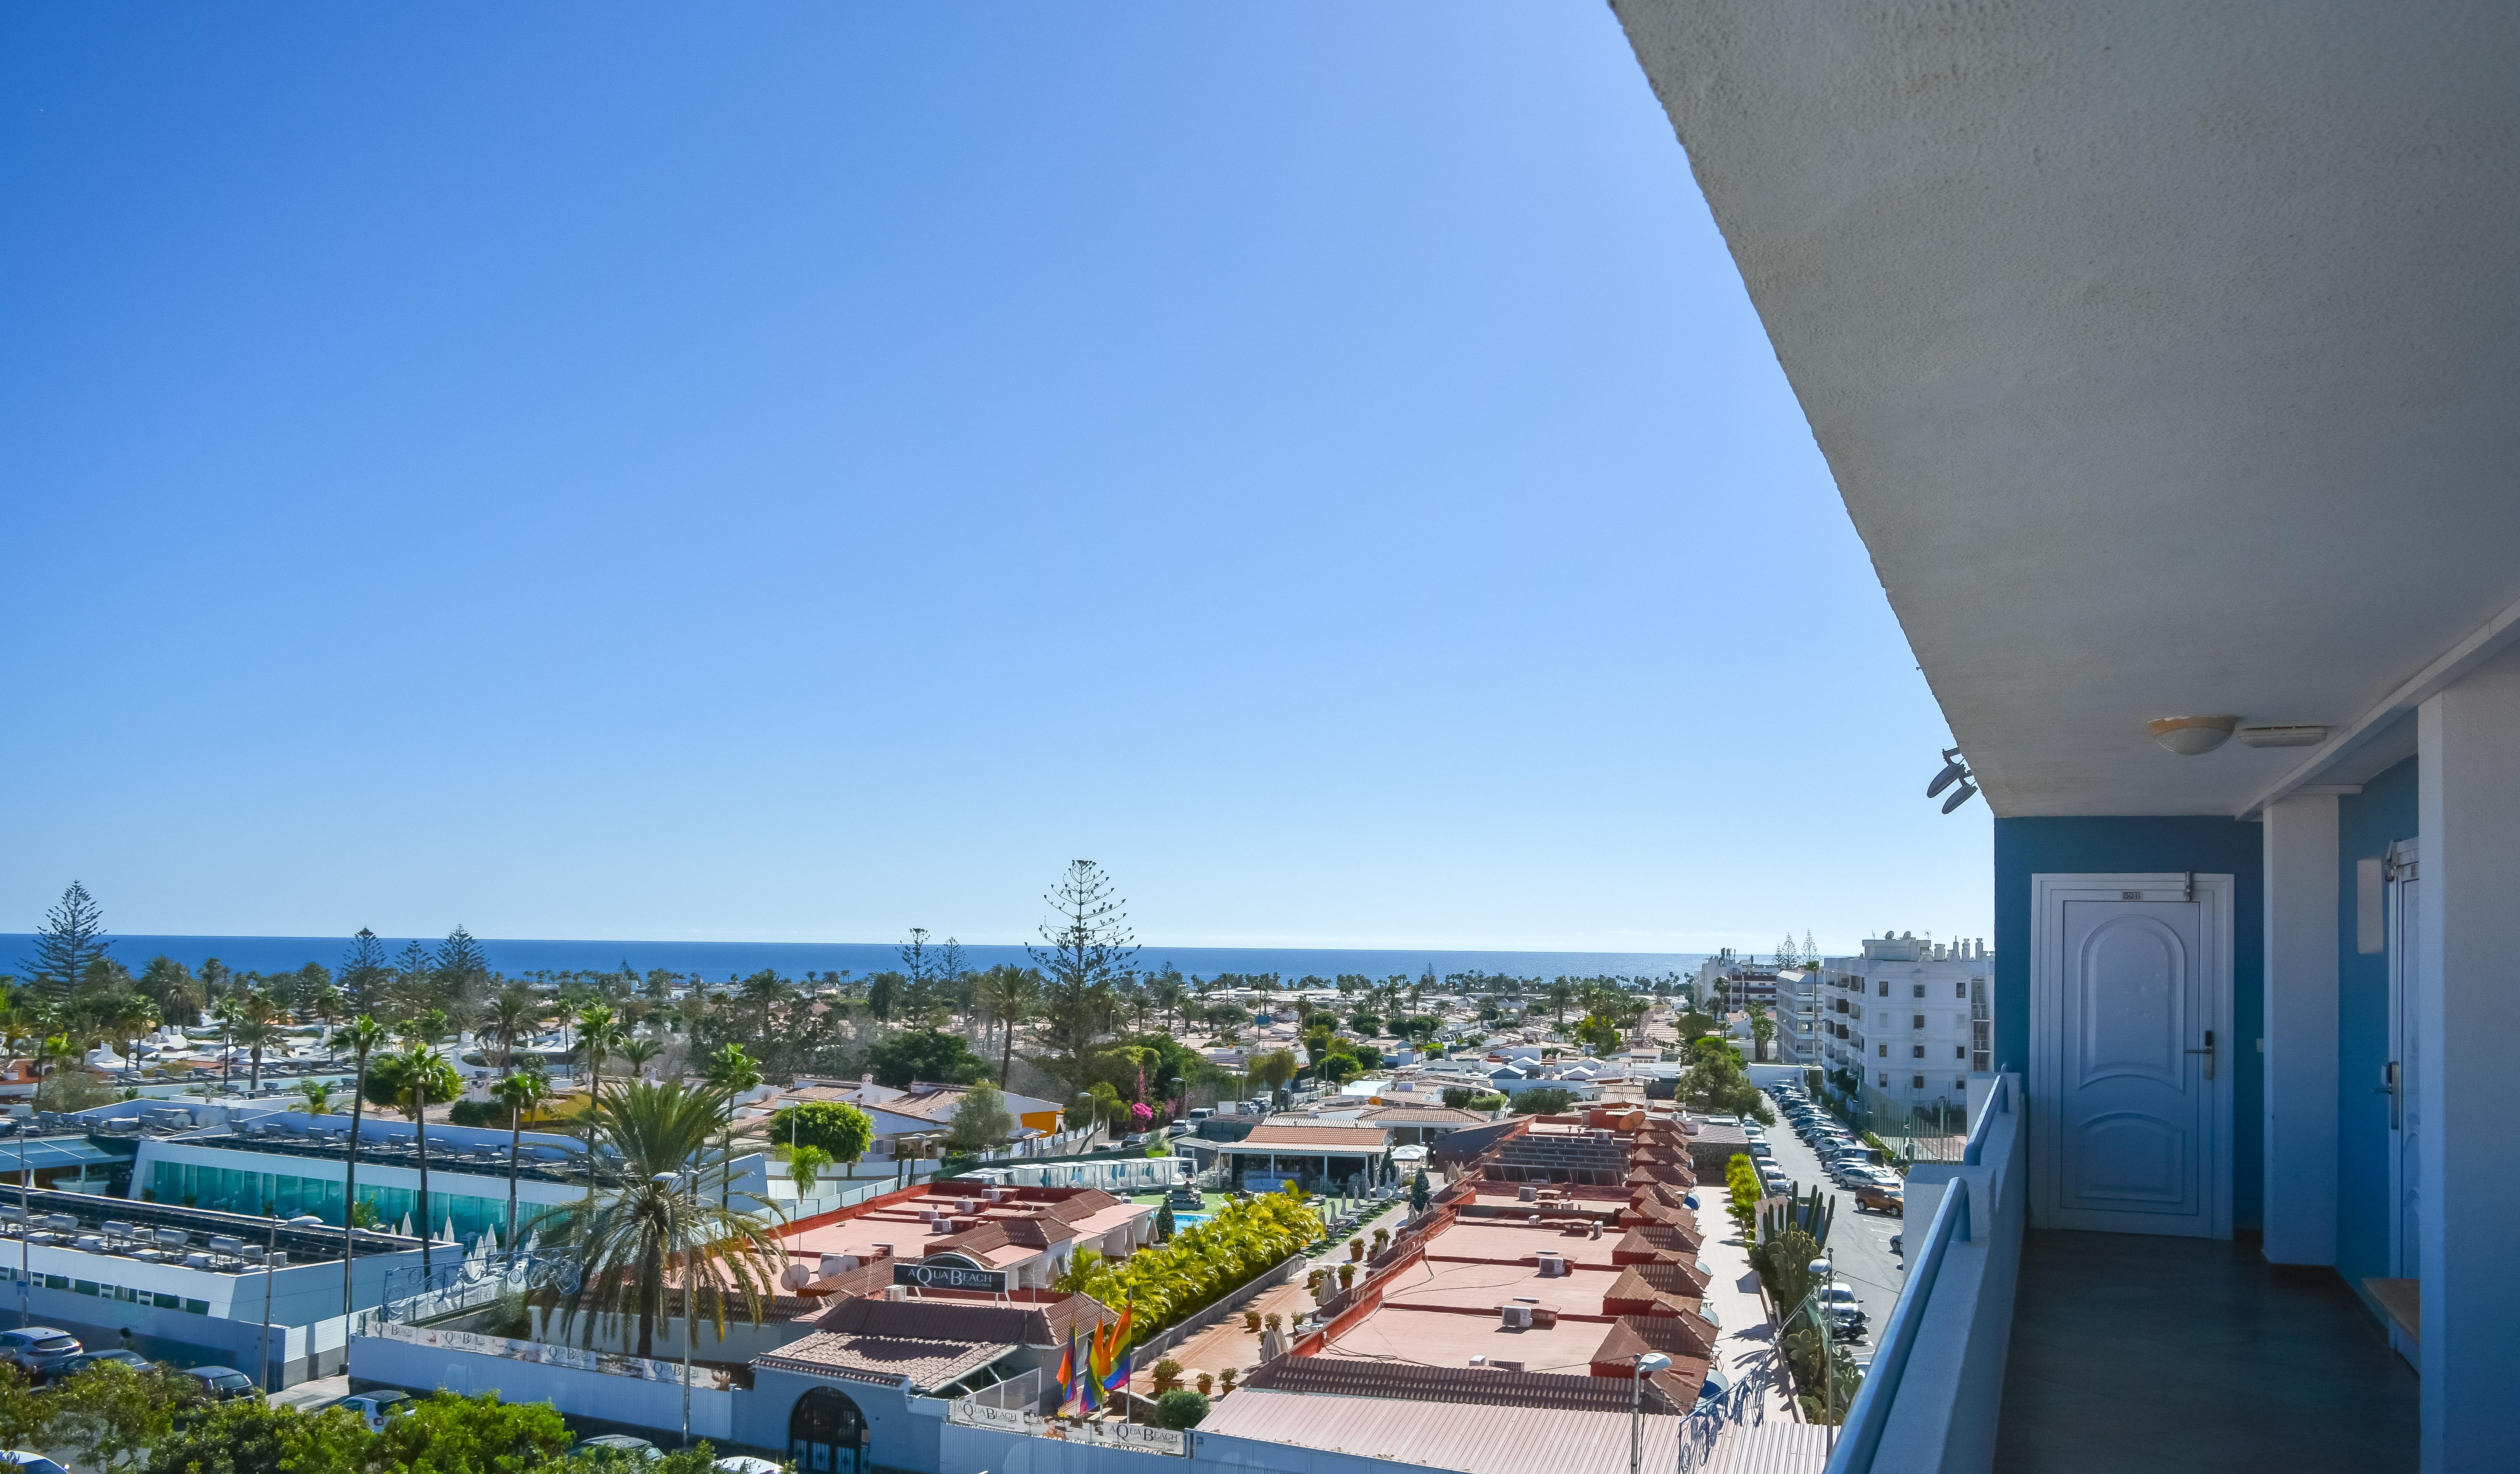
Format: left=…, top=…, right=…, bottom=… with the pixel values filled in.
left=865, top=1027, right=989, bottom=1089
left=766, top=1101, right=875, bottom=1164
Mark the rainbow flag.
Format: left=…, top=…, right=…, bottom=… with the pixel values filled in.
left=1102, top=1349, right=1134, bottom=1395
left=1055, top=1330, right=1078, bottom=1408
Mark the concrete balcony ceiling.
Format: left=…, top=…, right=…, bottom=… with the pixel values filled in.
left=1613, top=1, right=2520, bottom=817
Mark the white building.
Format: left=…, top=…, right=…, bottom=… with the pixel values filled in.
left=1815, top=934, right=1992, bottom=1115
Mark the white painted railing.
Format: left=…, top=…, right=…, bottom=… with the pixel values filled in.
left=1824, top=1071, right=2025, bottom=1474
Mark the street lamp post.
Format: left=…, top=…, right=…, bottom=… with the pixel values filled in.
left=1630, top=1351, right=1672, bottom=1474
left=1805, top=1256, right=1837, bottom=1456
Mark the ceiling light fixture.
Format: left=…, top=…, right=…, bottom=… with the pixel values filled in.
left=2150, top=715, right=2238, bottom=756
left=1926, top=747, right=1978, bottom=813
left=2236, top=725, right=2330, bottom=749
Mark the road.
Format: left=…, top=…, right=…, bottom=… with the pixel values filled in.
left=1751, top=1103, right=1906, bottom=1353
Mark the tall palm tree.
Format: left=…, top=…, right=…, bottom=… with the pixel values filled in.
left=482, top=987, right=537, bottom=1072
left=702, top=1045, right=761, bottom=1210
left=573, top=1005, right=626, bottom=1197
left=233, top=998, right=280, bottom=1094
left=384, top=1017, right=458, bottom=1274
left=551, top=1079, right=786, bottom=1361
left=105, top=994, right=158, bottom=1083
left=338, top=1014, right=390, bottom=1321
left=983, top=970, right=1042, bottom=1088
left=489, top=1071, right=551, bottom=1251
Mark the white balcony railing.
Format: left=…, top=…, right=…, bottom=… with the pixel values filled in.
left=1824, top=1071, right=2024, bottom=1474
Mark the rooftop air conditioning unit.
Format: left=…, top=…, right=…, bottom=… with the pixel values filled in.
left=73, top=1235, right=105, bottom=1253
left=1535, top=1252, right=1566, bottom=1278
left=885, top=1285, right=909, bottom=1301
left=1516, top=1185, right=1537, bottom=1202
left=43, top=1215, right=77, bottom=1233
left=183, top=1252, right=212, bottom=1270
left=266, top=1251, right=287, bottom=1268
left=155, top=1230, right=188, bottom=1250
left=957, top=1198, right=977, bottom=1215
left=1499, top=1304, right=1533, bottom=1330
left=207, top=1235, right=245, bottom=1256
left=101, top=1220, right=136, bottom=1240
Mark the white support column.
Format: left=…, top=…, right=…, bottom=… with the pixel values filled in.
left=2416, top=670, right=2520, bottom=1473
left=2261, top=793, right=2339, bottom=1265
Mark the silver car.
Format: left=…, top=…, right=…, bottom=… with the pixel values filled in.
left=0, top=1329, right=80, bottom=1377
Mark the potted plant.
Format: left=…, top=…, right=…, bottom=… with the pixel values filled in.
left=1244, top=1310, right=1262, bottom=1332
left=1347, top=1237, right=1365, bottom=1262
left=1195, top=1372, right=1214, bottom=1396
left=1263, top=1312, right=1282, bottom=1333
left=1150, top=1358, right=1184, bottom=1396
left=1371, top=1227, right=1391, bottom=1255
left=1337, top=1262, right=1356, bottom=1289
left=1218, top=1367, right=1239, bottom=1395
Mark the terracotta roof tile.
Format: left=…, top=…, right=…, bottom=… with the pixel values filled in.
left=753, top=1330, right=1013, bottom=1389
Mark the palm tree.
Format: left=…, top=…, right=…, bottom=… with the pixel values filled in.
left=981, top=970, right=1042, bottom=1088
left=480, top=987, right=537, bottom=1072
left=381, top=1017, right=459, bottom=1274
left=490, top=1071, right=551, bottom=1251
left=702, top=1044, right=761, bottom=1211
left=212, top=996, right=242, bottom=1090
left=574, top=1005, right=626, bottom=1197
left=295, top=1079, right=335, bottom=1116
left=105, top=994, right=158, bottom=1083
left=233, top=999, right=281, bottom=1094
left=617, top=1038, right=661, bottom=1081
left=338, top=1014, right=390, bottom=1321
left=551, top=1080, right=787, bottom=1361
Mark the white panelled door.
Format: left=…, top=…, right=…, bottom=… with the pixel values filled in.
left=2032, top=874, right=2234, bottom=1237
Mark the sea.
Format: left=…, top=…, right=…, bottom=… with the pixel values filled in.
left=0, top=935, right=1707, bottom=986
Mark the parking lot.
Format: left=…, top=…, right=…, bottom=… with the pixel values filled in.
left=1745, top=1089, right=1906, bottom=1353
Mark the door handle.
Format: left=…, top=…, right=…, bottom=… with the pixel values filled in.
left=2184, top=1030, right=2215, bottom=1080
left=2376, top=1061, right=2401, bottom=1130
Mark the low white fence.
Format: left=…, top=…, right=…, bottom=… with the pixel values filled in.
left=942, top=1397, right=1185, bottom=1456
left=352, top=1323, right=739, bottom=1440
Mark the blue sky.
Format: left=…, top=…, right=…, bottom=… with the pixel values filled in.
left=0, top=5, right=1990, bottom=956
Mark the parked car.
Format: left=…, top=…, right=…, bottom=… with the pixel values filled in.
left=1889, top=1232, right=1904, bottom=1255
left=1749, top=1142, right=1774, bottom=1160
left=0, top=1453, right=69, bottom=1474
left=1853, top=1184, right=1904, bottom=1216
left=1820, top=1282, right=1865, bottom=1327
left=572, top=1435, right=660, bottom=1461
left=181, top=1366, right=257, bottom=1400
left=0, top=1329, right=81, bottom=1377
left=713, top=1460, right=783, bottom=1474
left=329, top=1391, right=413, bottom=1431
left=1121, top=1132, right=1151, bottom=1147
left=47, top=1349, right=150, bottom=1383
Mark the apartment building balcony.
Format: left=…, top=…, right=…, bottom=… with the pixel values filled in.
left=1613, top=3, right=2515, bottom=1466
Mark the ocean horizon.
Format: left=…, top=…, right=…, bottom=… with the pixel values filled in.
left=0, top=933, right=1709, bottom=985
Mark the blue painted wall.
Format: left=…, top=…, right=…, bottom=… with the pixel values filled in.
left=2334, top=756, right=2416, bottom=1312
left=1993, top=816, right=2266, bottom=1230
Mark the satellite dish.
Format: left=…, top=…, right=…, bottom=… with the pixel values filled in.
left=780, top=1263, right=812, bottom=1290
